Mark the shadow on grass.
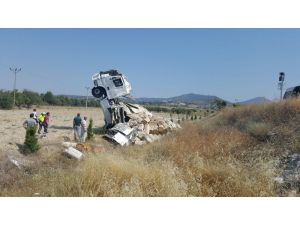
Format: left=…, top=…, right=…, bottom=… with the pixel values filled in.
left=16, top=143, right=24, bottom=154
left=93, top=126, right=107, bottom=135
left=50, top=125, right=73, bottom=130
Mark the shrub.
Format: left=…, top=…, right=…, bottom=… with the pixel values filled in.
left=87, top=118, right=94, bottom=140
left=245, top=121, right=271, bottom=141
left=24, top=127, right=40, bottom=154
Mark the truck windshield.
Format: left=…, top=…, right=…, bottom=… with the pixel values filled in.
left=113, top=78, right=123, bottom=87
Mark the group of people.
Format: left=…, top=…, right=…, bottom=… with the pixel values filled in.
left=73, top=113, right=88, bottom=143
left=23, top=109, right=50, bottom=135
left=23, top=109, right=88, bottom=143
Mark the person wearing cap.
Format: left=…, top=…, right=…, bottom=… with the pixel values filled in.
left=37, top=112, right=46, bottom=134
left=23, top=113, right=38, bottom=130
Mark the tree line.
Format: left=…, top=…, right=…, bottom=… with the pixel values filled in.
left=143, top=105, right=197, bottom=115
left=0, top=90, right=99, bottom=109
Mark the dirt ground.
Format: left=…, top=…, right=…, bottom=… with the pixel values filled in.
left=0, top=106, right=105, bottom=156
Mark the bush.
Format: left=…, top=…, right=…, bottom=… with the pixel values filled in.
left=245, top=121, right=271, bottom=141
left=24, top=127, right=40, bottom=154
left=87, top=119, right=94, bottom=140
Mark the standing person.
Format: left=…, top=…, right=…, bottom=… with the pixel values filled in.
left=32, top=108, right=38, bottom=122
left=43, top=112, right=50, bottom=134
left=81, top=116, right=88, bottom=143
left=37, top=112, right=46, bottom=134
left=23, top=113, right=38, bottom=130
left=73, top=113, right=82, bottom=141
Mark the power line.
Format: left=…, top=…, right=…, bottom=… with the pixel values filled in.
left=9, top=67, right=21, bottom=107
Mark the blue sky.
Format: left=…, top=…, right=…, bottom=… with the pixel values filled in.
left=0, top=29, right=300, bottom=102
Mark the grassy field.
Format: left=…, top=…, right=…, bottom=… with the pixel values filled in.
left=1, top=100, right=300, bottom=196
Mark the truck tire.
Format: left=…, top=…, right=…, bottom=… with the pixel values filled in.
left=92, top=86, right=107, bottom=99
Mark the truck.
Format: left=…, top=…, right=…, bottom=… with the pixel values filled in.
left=283, top=86, right=300, bottom=99
left=91, top=69, right=132, bottom=128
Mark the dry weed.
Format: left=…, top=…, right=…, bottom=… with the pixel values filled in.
left=3, top=100, right=300, bottom=196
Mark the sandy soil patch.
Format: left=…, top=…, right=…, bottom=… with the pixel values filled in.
left=0, top=106, right=104, bottom=156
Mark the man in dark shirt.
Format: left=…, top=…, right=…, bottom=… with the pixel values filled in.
left=73, top=113, right=82, bottom=141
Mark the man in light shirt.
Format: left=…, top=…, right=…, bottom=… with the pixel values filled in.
left=23, top=113, right=38, bottom=130
left=32, top=108, right=37, bottom=121
left=81, top=116, right=88, bottom=143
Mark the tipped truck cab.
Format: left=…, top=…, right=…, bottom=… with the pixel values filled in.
left=92, top=70, right=132, bottom=100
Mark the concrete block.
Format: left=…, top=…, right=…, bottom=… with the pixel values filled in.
left=64, top=147, right=83, bottom=160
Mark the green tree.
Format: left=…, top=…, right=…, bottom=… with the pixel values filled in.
left=22, top=90, right=43, bottom=107
left=0, top=92, right=13, bottom=109
left=43, top=91, right=57, bottom=105
left=212, top=98, right=227, bottom=110
left=24, top=127, right=40, bottom=154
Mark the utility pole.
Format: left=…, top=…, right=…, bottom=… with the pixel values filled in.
left=278, top=72, right=285, bottom=101
left=9, top=67, right=21, bottom=107
left=85, top=86, right=90, bottom=109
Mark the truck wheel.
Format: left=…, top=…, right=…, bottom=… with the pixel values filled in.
left=92, top=87, right=107, bottom=99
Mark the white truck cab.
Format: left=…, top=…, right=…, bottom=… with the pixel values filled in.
left=91, top=70, right=132, bottom=100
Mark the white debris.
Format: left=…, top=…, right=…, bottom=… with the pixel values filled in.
left=134, top=139, right=147, bottom=145
left=149, top=134, right=161, bottom=141
left=111, top=123, right=134, bottom=136
left=105, top=132, right=130, bottom=146
left=62, top=142, right=77, bottom=148
left=64, top=147, right=83, bottom=160
left=143, top=134, right=154, bottom=143
left=274, top=177, right=284, bottom=184
left=8, top=158, right=22, bottom=169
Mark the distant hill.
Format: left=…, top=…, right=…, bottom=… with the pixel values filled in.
left=133, top=93, right=227, bottom=106
left=238, top=97, right=271, bottom=105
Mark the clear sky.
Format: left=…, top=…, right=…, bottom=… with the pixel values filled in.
left=0, top=29, right=300, bottom=102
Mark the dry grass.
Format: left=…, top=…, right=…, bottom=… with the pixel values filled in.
left=2, top=100, right=300, bottom=196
